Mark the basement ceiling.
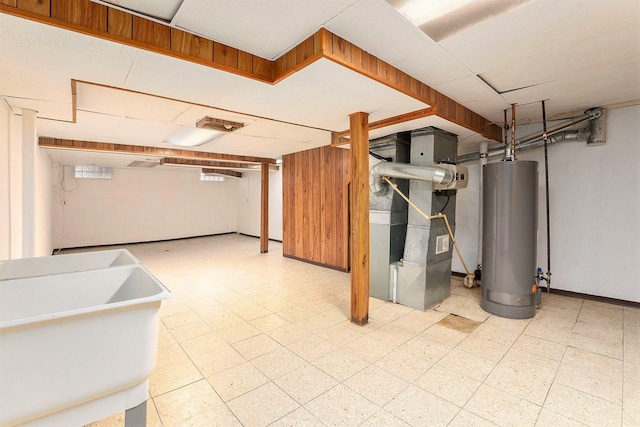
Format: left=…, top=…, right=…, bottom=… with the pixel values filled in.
left=1, top=0, right=639, bottom=167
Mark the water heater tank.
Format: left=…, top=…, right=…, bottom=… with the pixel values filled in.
left=481, top=161, right=538, bottom=319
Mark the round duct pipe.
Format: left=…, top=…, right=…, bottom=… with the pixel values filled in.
left=369, top=162, right=454, bottom=196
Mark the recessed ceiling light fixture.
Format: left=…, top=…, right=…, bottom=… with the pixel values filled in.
left=389, top=0, right=475, bottom=27
left=196, top=117, right=245, bottom=133
left=163, top=127, right=223, bottom=147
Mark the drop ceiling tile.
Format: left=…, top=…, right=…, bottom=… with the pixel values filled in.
left=440, top=0, right=640, bottom=75
left=4, top=97, right=72, bottom=122
left=203, top=133, right=305, bottom=158
left=478, top=24, right=640, bottom=96
left=325, top=0, right=470, bottom=86
left=500, top=59, right=640, bottom=122
left=432, top=74, right=506, bottom=106
left=0, top=14, right=137, bottom=102
left=98, top=0, right=183, bottom=21
left=174, top=0, right=359, bottom=59
left=172, top=105, right=208, bottom=126
left=125, top=93, right=192, bottom=123
left=266, top=59, right=428, bottom=130
left=238, top=120, right=328, bottom=143
left=122, top=49, right=267, bottom=115
left=124, top=54, right=426, bottom=131
left=39, top=111, right=180, bottom=146
left=76, top=83, right=137, bottom=118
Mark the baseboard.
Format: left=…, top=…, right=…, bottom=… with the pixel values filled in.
left=52, top=232, right=238, bottom=254
left=237, top=232, right=282, bottom=243
left=283, top=254, right=349, bottom=273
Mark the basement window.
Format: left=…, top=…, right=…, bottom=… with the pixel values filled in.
left=200, top=173, right=224, bottom=182
left=74, top=165, right=112, bottom=179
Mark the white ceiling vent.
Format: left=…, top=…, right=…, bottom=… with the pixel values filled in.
left=127, top=161, right=159, bottom=168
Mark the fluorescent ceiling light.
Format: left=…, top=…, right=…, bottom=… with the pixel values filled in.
left=387, top=0, right=531, bottom=42
left=164, top=127, right=223, bottom=147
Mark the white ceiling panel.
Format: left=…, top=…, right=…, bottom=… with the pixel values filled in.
left=76, top=84, right=137, bottom=118
left=121, top=49, right=268, bottom=115
left=478, top=25, right=640, bottom=96
left=3, top=0, right=639, bottom=169
left=0, top=16, right=122, bottom=101
left=93, top=0, right=183, bottom=21
left=76, top=82, right=264, bottom=129
left=46, top=79, right=333, bottom=159
left=174, top=0, right=359, bottom=59
left=4, top=97, right=72, bottom=122
left=366, top=115, right=501, bottom=156
left=325, top=0, right=470, bottom=86
left=432, top=74, right=505, bottom=107
left=238, top=120, right=328, bottom=144
left=123, top=53, right=427, bottom=131
left=500, top=60, right=640, bottom=121
left=440, top=0, right=640, bottom=75
left=46, top=149, right=164, bottom=168
left=37, top=111, right=180, bottom=146
left=203, top=133, right=300, bottom=158
left=265, top=59, right=428, bottom=130
left=78, top=82, right=200, bottom=126
left=125, top=94, right=192, bottom=123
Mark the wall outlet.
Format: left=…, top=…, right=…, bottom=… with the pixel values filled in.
left=62, top=200, right=68, bottom=205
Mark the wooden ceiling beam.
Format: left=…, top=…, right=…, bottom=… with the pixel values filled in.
left=2, top=1, right=501, bottom=142
left=333, top=107, right=439, bottom=145
left=202, top=168, right=242, bottom=178
left=38, top=137, right=277, bottom=164
left=161, top=157, right=279, bottom=171
left=330, top=132, right=350, bottom=147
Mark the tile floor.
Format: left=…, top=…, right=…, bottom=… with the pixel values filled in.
left=78, top=234, right=640, bottom=427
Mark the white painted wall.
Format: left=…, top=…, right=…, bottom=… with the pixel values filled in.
left=236, top=169, right=283, bottom=241
left=0, top=100, right=10, bottom=259
left=1, top=112, right=54, bottom=258
left=453, top=105, right=640, bottom=302
left=34, top=147, right=53, bottom=256
left=9, top=115, right=21, bottom=258
left=52, top=167, right=239, bottom=249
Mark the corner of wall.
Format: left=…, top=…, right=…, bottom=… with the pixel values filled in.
left=0, top=100, right=10, bottom=259
left=35, top=147, right=53, bottom=256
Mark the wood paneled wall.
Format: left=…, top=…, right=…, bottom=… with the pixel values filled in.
left=282, top=145, right=350, bottom=272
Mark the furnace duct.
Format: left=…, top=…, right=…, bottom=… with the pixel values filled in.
left=370, top=162, right=455, bottom=196
left=368, top=127, right=469, bottom=311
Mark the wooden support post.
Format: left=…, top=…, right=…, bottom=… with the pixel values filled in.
left=260, top=162, right=269, bottom=253
left=349, top=112, right=370, bottom=325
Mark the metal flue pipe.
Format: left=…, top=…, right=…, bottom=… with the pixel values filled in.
left=457, top=107, right=605, bottom=164
left=370, top=162, right=455, bottom=196
left=516, top=108, right=602, bottom=147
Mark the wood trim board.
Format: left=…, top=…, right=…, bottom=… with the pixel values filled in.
left=1, top=1, right=502, bottom=142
